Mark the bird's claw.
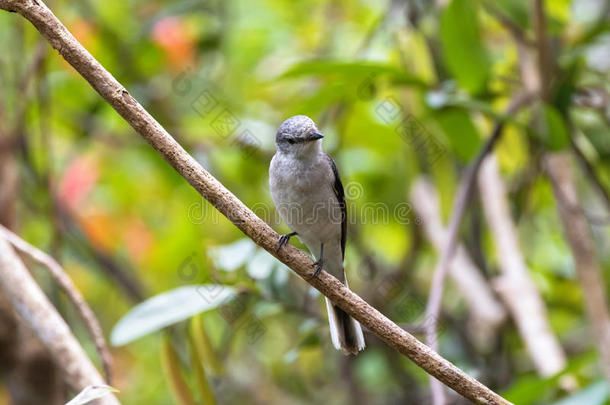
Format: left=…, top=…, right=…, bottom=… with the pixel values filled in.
left=309, top=258, right=323, bottom=279
left=277, top=232, right=297, bottom=251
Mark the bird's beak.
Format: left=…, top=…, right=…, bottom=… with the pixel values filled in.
left=309, top=132, right=324, bottom=141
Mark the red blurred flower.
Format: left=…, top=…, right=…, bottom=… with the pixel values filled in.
left=58, top=156, right=99, bottom=210
left=151, top=16, right=196, bottom=70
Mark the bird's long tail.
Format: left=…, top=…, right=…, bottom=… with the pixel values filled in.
left=325, top=277, right=365, bottom=355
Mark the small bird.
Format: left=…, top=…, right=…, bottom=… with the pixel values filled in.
left=269, top=115, right=365, bottom=355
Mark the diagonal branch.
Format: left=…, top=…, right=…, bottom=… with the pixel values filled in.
left=0, top=0, right=511, bottom=403
left=0, top=225, right=113, bottom=384
left=478, top=156, right=566, bottom=377
left=530, top=0, right=610, bottom=382
left=544, top=153, right=610, bottom=382
left=411, top=177, right=507, bottom=346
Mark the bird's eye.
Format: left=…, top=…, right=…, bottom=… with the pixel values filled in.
left=287, top=138, right=295, bottom=144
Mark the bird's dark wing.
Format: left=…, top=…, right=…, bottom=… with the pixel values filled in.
left=325, top=153, right=347, bottom=259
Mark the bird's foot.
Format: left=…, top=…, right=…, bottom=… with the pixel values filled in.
left=309, top=258, right=323, bottom=279
left=277, top=232, right=297, bottom=251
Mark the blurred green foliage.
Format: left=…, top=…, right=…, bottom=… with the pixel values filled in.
left=1, top=0, right=610, bottom=403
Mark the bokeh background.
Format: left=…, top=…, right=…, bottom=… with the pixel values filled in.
left=1, top=0, right=610, bottom=404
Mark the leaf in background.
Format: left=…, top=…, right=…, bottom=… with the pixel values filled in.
left=161, top=337, right=197, bottom=405
left=65, top=385, right=118, bottom=405
left=280, top=60, right=428, bottom=88
left=552, top=61, right=579, bottom=115
left=551, top=381, right=609, bottom=405
left=283, top=331, right=322, bottom=364
left=541, top=105, right=570, bottom=151
left=354, top=350, right=394, bottom=393
left=209, top=238, right=256, bottom=272
left=501, top=372, right=558, bottom=405
left=440, top=0, right=489, bottom=94
left=434, top=108, right=481, bottom=161
left=246, top=249, right=276, bottom=280
left=502, top=351, right=597, bottom=404
left=188, top=321, right=217, bottom=405
left=191, top=315, right=223, bottom=375
left=111, top=285, right=236, bottom=346
left=281, top=60, right=400, bottom=76
left=492, top=0, right=529, bottom=30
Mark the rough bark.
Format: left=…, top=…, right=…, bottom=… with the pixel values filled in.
left=0, top=0, right=512, bottom=402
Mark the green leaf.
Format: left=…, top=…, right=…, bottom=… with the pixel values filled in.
left=161, top=337, right=197, bottom=405
left=434, top=108, right=481, bottom=161
left=541, top=105, right=570, bottom=151
left=246, top=249, right=276, bottom=279
left=281, top=60, right=401, bottom=77
left=191, top=315, right=223, bottom=375
left=501, top=372, right=558, bottom=405
left=440, top=0, right=489, bottom=94
left=280, top=60, right=429, bottom=88
left=551, top=381, right=609, bottom=405
left=188, top=321, right=217, bottom=405
left=65, top=385, right=119, bottom=405
left=502, top=351, right=597, bottom=404
left=492, top=0, right=530, bottom=30
left=111, top=285, right=237, bottom=346
left=552, top=61, right=580, bottom=115
left=209, top=239, right=256, bottom=272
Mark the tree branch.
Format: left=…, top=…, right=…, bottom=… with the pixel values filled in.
left=0, top=225, right=113, bottom=384
left=0, top=235, right=119, bottom=404
left=484, top=2, right=536, bottom=48
left=411, top=177, right=507, bottom=348
left=533, top=0, right=553, bottom=100
left=478, top=156, right=566, bottom=376
left=529, top=0, right=610, bottom=382
left=544, top=153, right=610, bottom=382
left=0, top=0, right=512, bottom=403
left=424, top=93, right=531, bottom=404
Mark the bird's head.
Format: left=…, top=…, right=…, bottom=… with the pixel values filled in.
left=275, top=115, right=324, bottom=157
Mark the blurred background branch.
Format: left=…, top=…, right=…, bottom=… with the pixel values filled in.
left=0, top=224, right=114, bottom=384
left=0, top=236, right=119, bottom=404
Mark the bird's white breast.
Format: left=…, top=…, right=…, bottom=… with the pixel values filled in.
left=269, top=153, right=342, bottom=249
